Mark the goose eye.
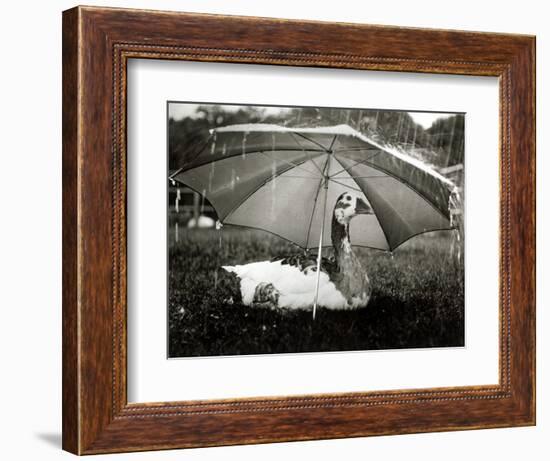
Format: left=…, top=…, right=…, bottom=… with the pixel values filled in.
left=346, top=195, right=351, bottom=201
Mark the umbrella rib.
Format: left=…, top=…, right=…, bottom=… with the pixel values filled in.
left=168, top=134, right=214, bottom=181
left=221, top=222, right=309, bottom=250
left=330, top=155, right=448, bottom=244
left=331, top=155, right=450, bottom=250
left=256, top=150, right=322, bottom=178
left=282, top=175, right=323, bottom=179
left=176, top=135, right=328, bottom=173
left=191, top=134, right=216, bottom=161
left=330, top=175, right=386, bottom=180
left=333, top=146, right=378, bottom=153
left=304, top=156, right=330, bottom=248
left=328, top=178, right=363, bottom=194
left=362, top=195, right=393, bottom=252
left=294, top=132, right=331, bottom=152
left=289, top=132, right=325, bottom=175
left=385, top=226, right=455, bottom=252
left=362, top=187, right=415, bottom=252
left=338, top=156, right=451, bottom=220
left=221, top=157, right=320, bottom=222
left=222, top=221, right=443, bottom=251
left=329, top=151, right=383, bottom=178
left=328, top=135, right=338, bottom=151
left=329, top=155, right=392, bottom=251
left=222, top=207, right=456, bottom=253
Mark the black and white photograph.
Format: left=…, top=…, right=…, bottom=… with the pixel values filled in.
left=168, top=102, right=465, bottom=358
left=1, top=0, right=542, bottom=458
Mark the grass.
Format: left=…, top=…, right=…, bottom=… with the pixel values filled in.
left=168, top=226, right=464, bottom=358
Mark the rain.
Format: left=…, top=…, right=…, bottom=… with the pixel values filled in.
left=167, top=102, right=465, bottom=358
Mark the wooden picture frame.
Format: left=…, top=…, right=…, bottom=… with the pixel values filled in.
left=62, top=5, right=535, bottom=455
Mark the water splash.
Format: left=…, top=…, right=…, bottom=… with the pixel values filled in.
left=449, top=186, right=462, bottom=228
left=449, top=186, right=463, bottom=263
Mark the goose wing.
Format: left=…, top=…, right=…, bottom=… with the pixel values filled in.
left=271, top=253, right=338, bottom=278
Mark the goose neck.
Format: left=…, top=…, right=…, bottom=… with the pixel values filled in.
left=331, top=216, right=353, bottom=260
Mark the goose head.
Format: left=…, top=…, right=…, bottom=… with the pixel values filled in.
left=333, top=192, right=374, bottom=225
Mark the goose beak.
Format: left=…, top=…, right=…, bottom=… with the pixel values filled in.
left=355, top=197, right=373, bottom=215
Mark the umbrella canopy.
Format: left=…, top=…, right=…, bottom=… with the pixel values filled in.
left=170, top=123, right=455, bottom=252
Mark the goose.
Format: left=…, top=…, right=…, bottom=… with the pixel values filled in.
left=222, top=192, right=374, bottom=310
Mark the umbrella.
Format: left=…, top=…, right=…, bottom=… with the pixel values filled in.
left=170, top=123, right=455, bottom=318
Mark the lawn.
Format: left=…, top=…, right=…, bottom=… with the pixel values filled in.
left=168, top=226, right=464, bottom=358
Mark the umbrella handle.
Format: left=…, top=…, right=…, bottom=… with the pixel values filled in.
left=312, top=174, right=330, bottom=320
left=312, top=229, right=323, bottom=320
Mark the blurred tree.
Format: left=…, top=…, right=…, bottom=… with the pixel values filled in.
left=426, top=115, right=464, bottom=166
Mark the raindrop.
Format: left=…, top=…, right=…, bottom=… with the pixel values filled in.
left=208, top=163, right=216, bottom=192
left=213, top=270, right=218, bottom=290
left=270, top=160, right=277, bottom=218
left=221, top=143, right=227, bottom=156
left=200, top=189, right=206, bottom=213
left=218, top=231, right=224, bottom=258
left=210, top=132, right=217, bottom=155
left=271, top=161, right=277, bottom=189
left=448, top=116, right=457, bottom=163
left=241, top=132, right=249, bottom=158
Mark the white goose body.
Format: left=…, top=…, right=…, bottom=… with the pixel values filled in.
left=222, top=192, right=374, bottom=310
left=223, top=259, right=348, bottom=310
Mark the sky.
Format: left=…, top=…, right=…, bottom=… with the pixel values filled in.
left=168, top=103, right=286, bottom=121
left=408, top=112, right=453, bottom=129
left=168, top=103, right=454, bottom=130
